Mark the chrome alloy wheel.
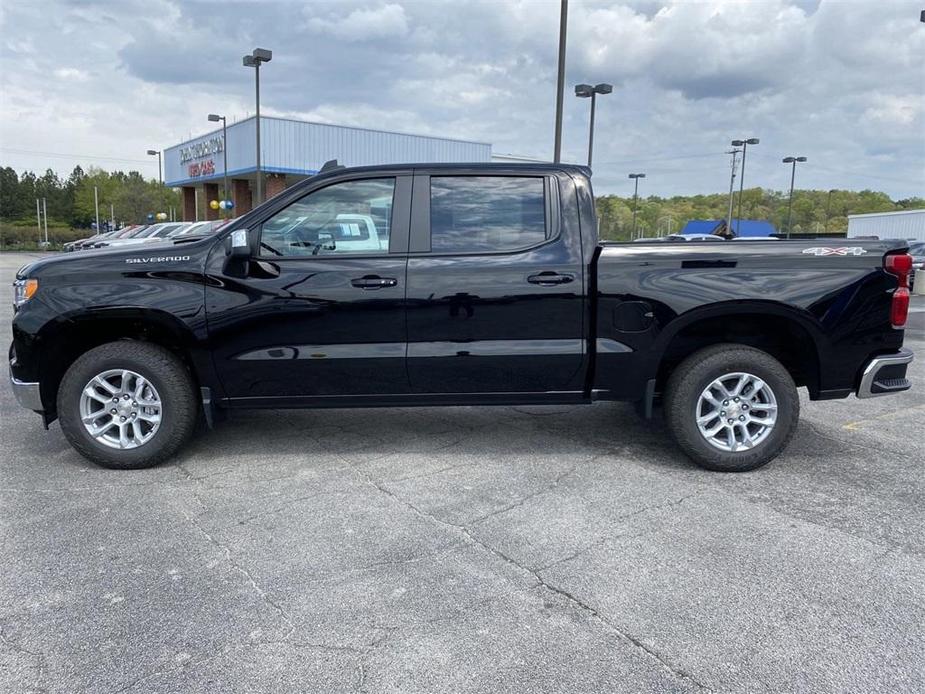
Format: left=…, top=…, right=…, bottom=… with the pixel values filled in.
left=695, top=372, right=778, bottom=452
left=79, top=369, right=162, bottom=450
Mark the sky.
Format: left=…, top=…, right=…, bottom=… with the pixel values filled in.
left=0, top=0, right=923, bottom=199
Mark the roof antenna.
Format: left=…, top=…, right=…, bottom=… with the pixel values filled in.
left=319, top=159, right=345, bottom=173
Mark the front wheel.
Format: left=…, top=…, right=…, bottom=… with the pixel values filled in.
left=664, top=344, right=799, bottom=472
left=57, top=342, right=198, bottom=469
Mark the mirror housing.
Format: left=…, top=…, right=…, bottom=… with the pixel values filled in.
left=228, top=228, right=251, bottom=258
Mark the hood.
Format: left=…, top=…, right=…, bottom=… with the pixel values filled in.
left=16, top=236, right=214, bottom=279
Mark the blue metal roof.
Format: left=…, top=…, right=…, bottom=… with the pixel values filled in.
left=680, top=220, right=724, bottom=236
left=680, top=219, right=778, bottom=237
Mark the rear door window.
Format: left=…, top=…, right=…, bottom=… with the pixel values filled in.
left=429, top=176, right=547, bottom=253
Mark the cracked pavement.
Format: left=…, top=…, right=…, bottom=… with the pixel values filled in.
left=1, top=253, right=924, bottom=693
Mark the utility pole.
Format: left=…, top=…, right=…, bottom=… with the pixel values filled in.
left=726, top=149, right=741, bottom=235
left=730, top=138, right=759, bottom=235
left=94, top=186, right=100, bottom=236
left=35, top=199, right=41, bottom=241
left=42, top=198, right=48, bottom=244
left=629, top=173, right=646, bottom=239
left=782, top=156, right=807, bottom=239
left=553, top=0, right=568, bottom=163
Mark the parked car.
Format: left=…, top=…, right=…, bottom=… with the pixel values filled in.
left=95, top=223, right=188, bottom=248
left=65, top=227, right=133, bottom=252
left=670, top=233, right=724, bottom=242
left=168, top=219, right=234, bottom=238
left=907, top=240, right=925, bottom=290
left=83, top=225, right=151, bottom=249
left=9, top=163, right=914, bottom=472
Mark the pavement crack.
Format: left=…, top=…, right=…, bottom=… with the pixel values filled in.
left=180, top=507, right=295, bottom=641
left=341, top=457, right=711, bottom=692
left=467, top=460, right=585, bottom=525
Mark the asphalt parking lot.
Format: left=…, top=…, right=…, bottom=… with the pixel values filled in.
left=1, top=252, right=924, bottom=693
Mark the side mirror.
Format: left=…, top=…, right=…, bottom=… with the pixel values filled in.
left=228, top=228, right=251, bottom=258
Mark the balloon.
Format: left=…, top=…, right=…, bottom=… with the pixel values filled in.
left=156, top=212, right=167, bottom=221
left=218, top=200, right=227, bottom=210
left=210, top=200, right=219, bottom=210
left=225, top=200, right=234, bottom=209
left=146, top=213, right=154, bottom=221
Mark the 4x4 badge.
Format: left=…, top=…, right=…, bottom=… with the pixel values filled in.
left=801, top=247, right=867, bottom=256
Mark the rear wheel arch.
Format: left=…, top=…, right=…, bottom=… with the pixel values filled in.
left=652, top=303, right=825, bottom=398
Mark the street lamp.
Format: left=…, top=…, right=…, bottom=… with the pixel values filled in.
left=575, top=82, right=613, bottom=167
left=629, top=173, right=646, bottom=239
left=730, top=137, right=759, bottom=235
left=208, top=113, right=229, bottom=216
left=243, top=47, right=272, bottom=205
left=782, top=156, right=807, bottom=238
left=146, top=149, right=162, bottom=185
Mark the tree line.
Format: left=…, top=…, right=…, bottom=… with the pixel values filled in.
left=595, top=188, right=924, bottom=241
left=0, top=165, right=180, bottom=233
left=1, top=163, right=922, bottom=247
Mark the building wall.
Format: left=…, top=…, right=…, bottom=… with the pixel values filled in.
left=164, top=119, right=258, bottom=187
left=164, top=116, right=491, bottom=187
left=847, top=210, right=925, bottom=242
left=261, top=118, right=491, bottom=173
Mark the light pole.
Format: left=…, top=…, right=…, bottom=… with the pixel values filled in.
left=553, top=0, right=568, bottom=163
left=629, top=173, right=645, bottom=239
left=730, top=138, right=759, bottom=234
left=243, top=47, right=272, bottom=205
left=146, top=149, right=162, bottom=184
left=725, top=148, right=741, bottom=235
left=782, top=156, right=807, bottom=238
left=575, top=83, right=613, bottom=167
left=208, top=113, right=229, bottom=216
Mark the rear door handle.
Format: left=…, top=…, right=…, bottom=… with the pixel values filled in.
left=527, top=271, right=575, bottom=286
left=351, top=275, right=397, bottom=290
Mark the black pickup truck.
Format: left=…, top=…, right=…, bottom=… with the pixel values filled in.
left=9, top=163, right=914, bottom=472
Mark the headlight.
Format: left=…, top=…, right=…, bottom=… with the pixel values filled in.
left=13, top=278, right=38, bottom=308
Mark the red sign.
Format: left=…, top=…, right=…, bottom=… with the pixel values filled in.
left=188, top=159, right=216, bottom=178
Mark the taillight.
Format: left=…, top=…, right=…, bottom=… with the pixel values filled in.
left=885, top=253, right=912, bottom=328
left=891, top=288, right=910, bottom=328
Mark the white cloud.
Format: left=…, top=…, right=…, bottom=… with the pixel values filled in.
left=305, top=3, right=409, bottom=41
left=0, top=0, right=923, bottom=198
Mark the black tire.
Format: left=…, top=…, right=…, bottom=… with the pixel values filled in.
left=664, top=344, right=799, bottom=472
left=57, top=341, right=197, bottom=469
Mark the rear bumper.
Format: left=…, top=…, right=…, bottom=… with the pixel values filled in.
left=856, top=349, right=914, bottom=398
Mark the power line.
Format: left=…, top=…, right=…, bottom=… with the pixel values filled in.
left=0, top=147, right=155, bottom=166
left=592, top=151, right=725, bottom=166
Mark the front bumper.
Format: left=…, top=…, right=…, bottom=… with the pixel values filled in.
left=856, top=349, right=914, bottom=398
left=9, top=372, right=43, bottom=411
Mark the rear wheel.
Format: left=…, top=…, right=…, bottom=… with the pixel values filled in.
left=664, top=344, right=799, bottom=472
left=58, top=342, right=197, bottom=469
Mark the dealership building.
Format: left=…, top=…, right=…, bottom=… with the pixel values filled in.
left=163, top=116, right=497, bottom=220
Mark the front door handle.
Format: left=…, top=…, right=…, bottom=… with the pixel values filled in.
left=351, top=275, right=397, bottom=290
left=527, top=271, right=575, bottom=286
